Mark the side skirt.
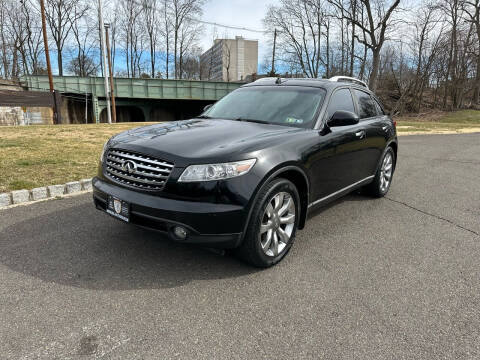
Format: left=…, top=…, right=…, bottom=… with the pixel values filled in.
left=307, top=175, right=375, bottom=210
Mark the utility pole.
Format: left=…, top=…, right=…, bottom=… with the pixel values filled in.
left=269, top=29, right=277, bottom=77
left=105, top=24, right=116, bottom=123
left=39, top=0, right=60, bottom=124
left=98, top=0, right=111, bottom=124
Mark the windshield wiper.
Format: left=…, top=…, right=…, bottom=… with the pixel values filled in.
left=197, top=115, right=212, bottom=119
left=232, top=117, right=272, bottom=125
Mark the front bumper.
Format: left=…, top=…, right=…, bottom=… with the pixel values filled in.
left=92, top=177, right=245, bottom=248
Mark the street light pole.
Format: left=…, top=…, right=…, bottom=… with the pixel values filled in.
left=98, top=0, right=111, bottom=124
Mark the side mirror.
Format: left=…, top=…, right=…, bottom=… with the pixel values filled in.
left=327, top=110, right=359, bottom=127
left=203, top=104, right=213, bottom=112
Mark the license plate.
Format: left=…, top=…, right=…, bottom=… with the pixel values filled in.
left=106, top=196, right=130, bottom=222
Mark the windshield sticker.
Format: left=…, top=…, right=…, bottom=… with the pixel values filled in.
left=286, top=117, right=304, bottom=124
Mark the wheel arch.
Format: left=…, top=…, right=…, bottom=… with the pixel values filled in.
left=387, top=139, right=398, bottom=171
left=273, top=169, right=310, bottom=230
left=241, top=164, right=310, bottom=245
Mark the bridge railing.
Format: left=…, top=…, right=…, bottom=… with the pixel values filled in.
left=20, top=75, right=243, bottom=101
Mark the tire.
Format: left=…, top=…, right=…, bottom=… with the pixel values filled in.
left=366, top=147, right=395, bottom=198
left=236, top=178, right=301, bottom=267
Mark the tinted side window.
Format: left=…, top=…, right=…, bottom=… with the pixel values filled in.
left=353, top=89, right=377, bottom=119
left=326, top=88, right=355, bottom=120
left=373, top=98, right=385, bottom=115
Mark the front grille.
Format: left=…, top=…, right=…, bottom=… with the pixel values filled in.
left=105, top=149, right=174, bottom=191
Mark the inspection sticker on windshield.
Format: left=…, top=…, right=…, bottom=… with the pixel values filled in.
left=286, top=117, right=303, bottom=124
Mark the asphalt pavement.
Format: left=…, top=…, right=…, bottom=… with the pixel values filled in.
left=1, top=133, right=479, bottom=359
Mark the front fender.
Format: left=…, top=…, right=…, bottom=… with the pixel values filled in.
left=239, top=162, right=311, bottom=243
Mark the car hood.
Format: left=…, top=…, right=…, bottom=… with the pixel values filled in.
left=109, top=119, right=304, bottom=166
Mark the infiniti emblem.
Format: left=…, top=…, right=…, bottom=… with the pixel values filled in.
left=123, top=160, right=137, bottom=174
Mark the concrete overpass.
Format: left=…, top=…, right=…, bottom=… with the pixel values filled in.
left=20, top=75, right=243, bottom=123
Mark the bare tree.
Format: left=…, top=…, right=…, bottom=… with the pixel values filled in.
left=328, top=0, right=401, bottom=90
left=69, top=4, right=98, bottom=76
left=142, top=0, right=159, bottom=78
left=0, top=0, right=8, bottom=78
left=67, top=54, right=97, bottom=75
left=181, top=46, right=201, bottom=79
left=4, top=0, right=28, bottom=78
left=410, top=5, right=445, bottom=111
left=223, top=40, right=232, bottom=82
left=21, top=0, right=45, bottom=75
left=120, top=0, right=144, bottom=77
left=170, top=0, right=204, bottom=79
left=161, top=0, right=172, bottom=78
left=44, top=0, right=89, bottom=75
left=264, top=0, right=325, bottom=78
left=463, top=0, right=480, bottom=104
left=105, top=5, right=119, bottom=75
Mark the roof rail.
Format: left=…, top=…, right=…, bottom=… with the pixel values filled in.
left=329, top=76, right=368, bottom=89
left=253, top=77, right=278, bottom=82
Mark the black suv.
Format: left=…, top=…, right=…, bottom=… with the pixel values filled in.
left=93, top=77, right=398, bottom=267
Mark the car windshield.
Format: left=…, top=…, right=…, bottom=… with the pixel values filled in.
left=204, top=86, right=326, bottom=128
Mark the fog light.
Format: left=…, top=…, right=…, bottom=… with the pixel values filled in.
left=173, top=226, right=188, bottom=240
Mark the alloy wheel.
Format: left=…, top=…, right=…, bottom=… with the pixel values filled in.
left=259, top=192, right=296, bottom=257
left=380, top=152, right=393, bottom=193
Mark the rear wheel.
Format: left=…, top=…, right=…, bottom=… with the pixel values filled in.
left=236, top=178, right=300, bottom=267
left=366, top=147, right=395, bottom=197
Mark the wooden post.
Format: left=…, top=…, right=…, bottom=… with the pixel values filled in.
left=269, top=29, right=277, bottom=77
left=39, top=0, right=60, bottom=124
left=105, top=25, right=117, bottom=123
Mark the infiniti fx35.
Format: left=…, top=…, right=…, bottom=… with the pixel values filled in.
left=93, top=77, right=398, bottom=267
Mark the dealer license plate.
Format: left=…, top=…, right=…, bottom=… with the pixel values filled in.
left=106, top=196, right=130, bottom=222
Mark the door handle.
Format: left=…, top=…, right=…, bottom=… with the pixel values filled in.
left=382, top=126, right=388, bottom=131
left=355, top=130, right=366, bottom=139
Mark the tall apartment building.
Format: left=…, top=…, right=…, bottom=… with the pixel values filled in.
left=200, top=36, right=258, bottom=82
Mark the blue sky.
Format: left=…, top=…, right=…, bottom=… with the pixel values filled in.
left=49, top=0, right=276, bottom=76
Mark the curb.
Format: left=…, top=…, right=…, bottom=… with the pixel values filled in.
left=0, top=178, right=93, bottom=209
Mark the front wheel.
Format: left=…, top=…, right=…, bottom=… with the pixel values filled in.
left=236, top=178, right=300, bottom=267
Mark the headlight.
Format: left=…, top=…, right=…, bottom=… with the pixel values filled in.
left=100, top=140, right=110, bottom=162
left=178, top=159, right=256, bottom=182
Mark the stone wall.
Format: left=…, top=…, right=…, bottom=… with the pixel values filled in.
left=0, top=106, right=53, bottom=126
left=0, top=107, right=23, bottom=125
left=0, top=80, right=53, bottom=125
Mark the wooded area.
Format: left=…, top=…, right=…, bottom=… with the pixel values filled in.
left=264, top=0, right=480, bottom=113
left=0, top=0, right=479, bottom=114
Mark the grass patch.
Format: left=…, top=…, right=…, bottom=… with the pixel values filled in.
left=16, top=158, right=69, bottom=166
left=0, top=123, right=153, bottom=192
left=395, top=110, right=480, bottom=133
left=439, top=110, right=480, bottom=123
left=9, top=180, right=37, bottom=191
left=0, top=140, right=22, bottom=148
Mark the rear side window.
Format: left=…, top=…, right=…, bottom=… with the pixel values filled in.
left=353, top=89, right=377, bottom=119
left=326, top=88, right=355, bottom=120
left=373, top=98, right=385, bottom=115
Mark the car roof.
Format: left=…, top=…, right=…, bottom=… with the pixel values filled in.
left=242, top=77, right=371, bottom=93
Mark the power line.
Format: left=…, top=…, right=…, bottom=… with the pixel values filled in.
left=129, top=0, right=268, bottom=33
left=187, top=18, right=267, bottom=34
left=0, top=15, right=268, bottom=34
